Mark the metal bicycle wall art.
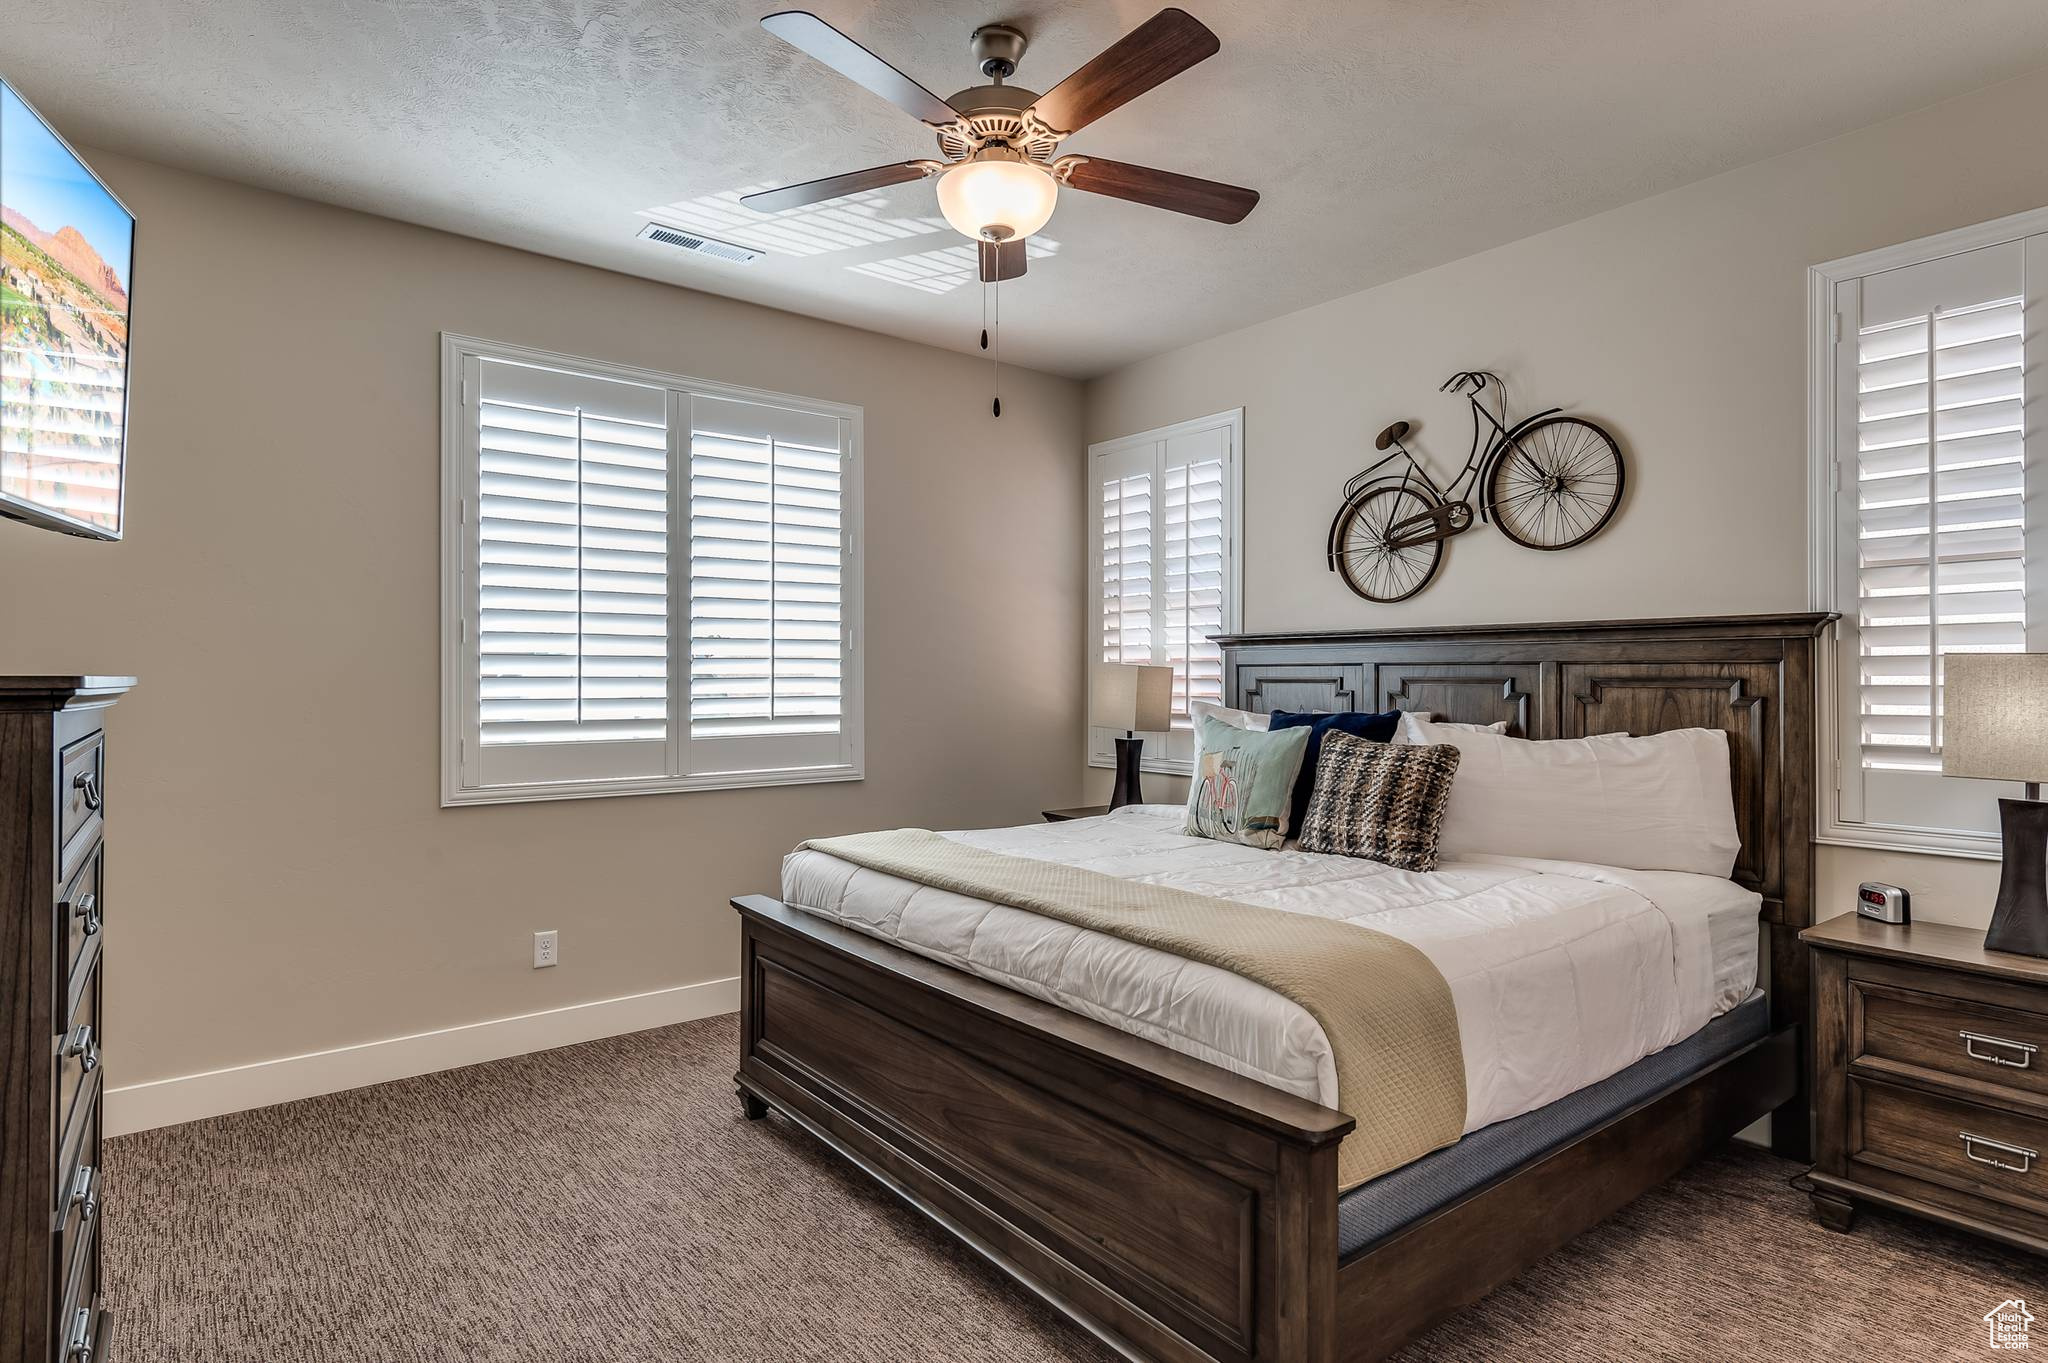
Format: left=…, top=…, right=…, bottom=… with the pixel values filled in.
left=1325, top=370, right=1626, bottom=602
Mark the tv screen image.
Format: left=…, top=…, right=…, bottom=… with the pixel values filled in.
left=1, top=78, right=134, bottom=539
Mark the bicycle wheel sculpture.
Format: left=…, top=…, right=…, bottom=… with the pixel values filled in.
left=1331, top=483, right=1445, bottom=603
left=1482, top=416, right=1624, bottom=551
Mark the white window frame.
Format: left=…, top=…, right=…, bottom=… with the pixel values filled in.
left=1086, top=407, right=1245, bottom=777
left=440, top=333, right=863, bottom=806
left=1808, top=206, right=2048, bottom=858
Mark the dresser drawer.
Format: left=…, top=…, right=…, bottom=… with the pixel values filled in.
left=54, top=962, right=100, bottom=1161
left=56, top=729, right=105, bottom=880
left=55, top=847, right=104, bottom=1030
left=53, top=1153, right=102, bottom=1313
left=55, top=1217, right=104, bottom=1363
left=54, top=1083, right=99, bottom=1223
left=1859, top=979, right=2048, bottom=1101
left=1856, top=1080, right=2048, bottom=1218
left=54, top=1307, right=110, bottom=1363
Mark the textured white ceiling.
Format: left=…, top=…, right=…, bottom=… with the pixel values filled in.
left=9, top=1, right=2048, bottom=377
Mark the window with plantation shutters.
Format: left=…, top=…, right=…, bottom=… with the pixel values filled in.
left=1814, top=218, right=2048, bottom=850
left=444, top=337, right=862, bottom=805
left=1088, top=411, right=1242, bottom=775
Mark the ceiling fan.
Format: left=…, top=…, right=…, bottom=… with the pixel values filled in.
left=744, top=7, right=1260, bottom=285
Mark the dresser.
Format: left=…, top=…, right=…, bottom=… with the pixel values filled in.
left=1804, top=913, right=2048, bottom=1254
left=2, top=678, right=132, bottom=1363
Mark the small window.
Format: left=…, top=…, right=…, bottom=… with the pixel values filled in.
left=1810, top=213, right=2048, bottom=854
left=442, top=336, right=861, bottom=805
left=1087, top=410, right=1243, bottom=774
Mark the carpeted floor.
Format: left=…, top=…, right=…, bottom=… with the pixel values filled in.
left=107, top=1012, right=2040, bottom=1362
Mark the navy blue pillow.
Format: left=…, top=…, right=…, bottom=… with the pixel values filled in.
left=1268, top=709, right=1404, bottom=839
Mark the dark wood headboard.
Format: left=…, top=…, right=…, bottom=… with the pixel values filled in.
left=1216, top=610, right=1836, bottom=1157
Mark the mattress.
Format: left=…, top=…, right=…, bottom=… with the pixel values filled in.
left=1336, top=988, right=1770, bottom=1255
left=780, top=804, right=1761, bottom=1136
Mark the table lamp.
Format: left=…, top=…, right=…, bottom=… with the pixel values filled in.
left=1943, top=653, right=2048, bottom=957
left=1091, top=662, right=1173, bottom=810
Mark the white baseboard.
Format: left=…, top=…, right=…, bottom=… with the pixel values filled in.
left=105, top=976, right=740, bottom=1137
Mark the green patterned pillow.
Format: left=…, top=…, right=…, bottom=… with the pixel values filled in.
left=1184, top=716, right=1311, bottom=849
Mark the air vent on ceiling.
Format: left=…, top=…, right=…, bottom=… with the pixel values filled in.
left=636, top=222, right=762, bottom=263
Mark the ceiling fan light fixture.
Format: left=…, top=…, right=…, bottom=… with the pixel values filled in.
left=936, top=153, right=1058, bottom=243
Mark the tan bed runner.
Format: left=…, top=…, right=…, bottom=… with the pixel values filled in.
left=801, top=828, right=1466, bottom=1189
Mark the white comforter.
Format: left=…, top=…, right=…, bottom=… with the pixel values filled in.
left=781, top=805, right=1761, bottom=1133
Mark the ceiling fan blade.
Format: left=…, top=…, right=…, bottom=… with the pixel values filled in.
left=741, top=161, right=936, bottom=213
left=978, top=239, right=1027, bottom=283
left=1059, top=157, right=1259, bottom=224
left=1026, top=8, right=1220, bottom=137
left=761, top=11, right=962, bottom=129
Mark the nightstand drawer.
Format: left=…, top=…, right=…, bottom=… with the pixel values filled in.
left=1859, top=981, right=2048, bottom=1101
left=1856, top=1080, right=2048, bottom=1218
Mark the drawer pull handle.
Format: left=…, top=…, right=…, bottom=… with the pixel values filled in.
left=63, top=1024, right=98, bottom=1073
left=1960, top=1131, right=2037, bottom=1174
left=72, top=767, right=102, bottom=812
left=68, top=1164, right=100, bottom=1227
left=66, top=1306, right=95, bottom=1362
left=1960, top=1029, right=2037, bottom=1068
left=70, top=892, right=101, bottom=938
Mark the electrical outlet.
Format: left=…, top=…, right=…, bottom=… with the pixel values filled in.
left=533, top=930, right=558, bottom=969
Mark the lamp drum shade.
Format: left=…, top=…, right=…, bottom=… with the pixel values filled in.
left=1092, top=663, right=1174, bottom=733
left=1942, top=653, right=2048, bottom=783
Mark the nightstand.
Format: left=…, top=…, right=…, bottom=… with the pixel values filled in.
left=1042, top=805, right=1110, bottom=822
left=1803, top=914, right=2048, bottom=1255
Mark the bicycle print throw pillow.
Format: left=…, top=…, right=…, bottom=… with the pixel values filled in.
left=1184, top=716, right=1311, bottom=850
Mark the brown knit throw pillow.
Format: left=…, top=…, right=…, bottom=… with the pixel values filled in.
left=1296, top=730, right=1462, bottom=871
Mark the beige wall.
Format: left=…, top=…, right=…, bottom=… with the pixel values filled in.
left=0, top=150, right=1087, bottom=1086
left=1084, top=70, right=2048, bottom=925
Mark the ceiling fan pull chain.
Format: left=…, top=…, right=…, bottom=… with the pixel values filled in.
left=992, top=274, right=1002, bottom=417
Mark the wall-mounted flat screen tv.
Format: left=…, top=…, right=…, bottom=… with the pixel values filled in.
left=1, top=78, right=134, bottom=540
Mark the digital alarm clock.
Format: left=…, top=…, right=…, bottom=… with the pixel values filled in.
left=1857, top=881, right=1911, bottom=925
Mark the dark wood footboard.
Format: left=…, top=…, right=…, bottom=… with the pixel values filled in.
left=736, top=894, right=1800, bottom=1363
left=734, top=894, right=1353, bottom=1363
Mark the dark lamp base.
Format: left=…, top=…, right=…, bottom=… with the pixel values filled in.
left=1987, top=797, right=2048, bottom=959
left=1109, top=736, right=1145, bottom=811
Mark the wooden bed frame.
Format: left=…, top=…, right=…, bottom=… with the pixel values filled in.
left=734, top=612, right=1833, bottom=1363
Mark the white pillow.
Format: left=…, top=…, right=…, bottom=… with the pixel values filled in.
left=1395, top=712, right=1511, bottom=744
left=1189, top=700, right=1269, bottom=769
left=1401, top=716, right=1740, bottom=877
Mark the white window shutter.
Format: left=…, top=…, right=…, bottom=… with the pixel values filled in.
left=1828, top=236, right=2035, bottom=840
left=1163, top=428, right=1229, bottom=723
left=686, top=395, right=853, bottom=776
left=472, top=359, right=669, bottom=787
left=1099, top=463, right=1154, bottom=666
left=1853, top=243, right=2027, bottom=774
